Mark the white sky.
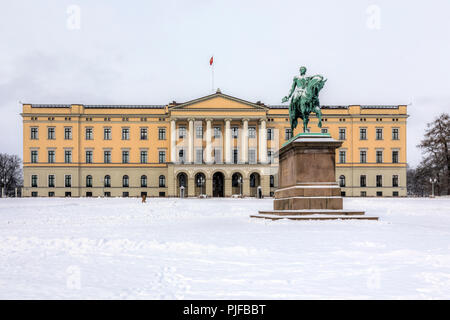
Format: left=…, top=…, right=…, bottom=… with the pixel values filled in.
left=0, top=0, right=449, bottom=167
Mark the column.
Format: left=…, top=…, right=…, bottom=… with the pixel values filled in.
left=188, top=118, right=194, bottom=163
left=225, top=119, right=231, bottom=164
left=205, top=119, right=212, bottom=164
left=259, top=119, right=267, bottom=163
left=241, top=119, right=248, bottom=163
left=170, top=119, right=176, bottom=163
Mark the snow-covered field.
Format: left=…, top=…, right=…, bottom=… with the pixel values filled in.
left=0, top=197, right=449, bottom=299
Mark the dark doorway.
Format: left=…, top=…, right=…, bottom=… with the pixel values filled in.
left=249, top=172, right=261, bottom=197
left=177, top=172, right=188, bottom=197
left=212, top=172, right=224, bottom=197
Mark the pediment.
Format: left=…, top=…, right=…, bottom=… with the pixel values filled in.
left=169, top=92, right=268, bottom=111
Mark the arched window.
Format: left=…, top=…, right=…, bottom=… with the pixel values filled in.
left=104, top=175, right=111, bottom=188
left=141, top=175, right=147, bottom=187
left=86, top=175, right=92, bottom=188
left=159, top=175, right=165, bottom=187
left=339, top=175, right=346, bottom=187
left=122, top=175, right=129, bottom=188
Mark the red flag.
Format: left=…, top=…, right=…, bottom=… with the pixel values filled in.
left=209, top=56, right=213, bottom=66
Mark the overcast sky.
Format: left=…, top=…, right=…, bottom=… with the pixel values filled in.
left=1, top=0, right=449, bottom=167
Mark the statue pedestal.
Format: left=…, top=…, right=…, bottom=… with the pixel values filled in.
left=251, top=133, right=378, bottom=221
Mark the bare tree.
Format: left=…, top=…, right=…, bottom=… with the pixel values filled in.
left=0, top=153, right=23, bottom=196
left=417, top=113, right=450, bottom=195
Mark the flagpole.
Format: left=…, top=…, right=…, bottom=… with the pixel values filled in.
left=211, top=55, right=214, bottom=93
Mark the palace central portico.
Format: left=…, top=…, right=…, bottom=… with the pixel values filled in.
left=167, top=89, right=276, bottom=198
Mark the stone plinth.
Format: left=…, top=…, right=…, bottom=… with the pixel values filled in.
left=252, top=133, right=377, bottom=221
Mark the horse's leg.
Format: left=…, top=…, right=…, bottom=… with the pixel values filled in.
left=314, top=106, right=323, bottom=128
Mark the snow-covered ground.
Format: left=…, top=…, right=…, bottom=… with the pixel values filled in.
left=0, top=197, right=449, bottom=299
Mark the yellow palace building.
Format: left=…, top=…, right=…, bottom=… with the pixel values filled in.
left=21, top=90, right=408, bottom=198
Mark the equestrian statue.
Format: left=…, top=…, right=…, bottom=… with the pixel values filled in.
left=282, top=66, right=327, bottom=133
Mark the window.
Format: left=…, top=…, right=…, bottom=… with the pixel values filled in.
left=248, top=149, right=256, bottom=164
left=231, top=127, right=239, bottom=138
left=376, top=175, right=383, bottom=187
left=376, top=191, right=383, bottom=197
left=376, top=128, right=383, bottom=140
left=159, top=151, right=166, bottom=163
left=122, top=128, right=129, bottom=140
left=270, top=175, right=274, bottom=188
left=248, top=127, right=256, bottom=138
left=214, top=127, right=221, bottom=138
left=122, top=175, right=129, bottom=187
left=376, top=150, right=383, bottom=163
left=104, top=128, right=112, bottom=140
left=86, top=191, right=92, bottom=197
left=31, top=191, right=38, bottom=197
left=339, top=150, right=346, bottom=164
left=214, top=148, right=222, bottom=163
left=122, top=192, right=129, bottom=197
left=195, top=149, right=203, bottom=164
left=48, top=192, right=55, bottom=197
left=392, top=150, right=399, bottom=163
left=48, top=150, right=55, bottom=163
left=359, top=150, right=367, bottom=163
left=140, top=128, right=148, bottom=140
left=339, top=128, right=346, bottom=140
left=360, top=128, right=367, bottom=140
left=268, top=150, right=274, bottom=164
left=267, top=128, right=274, bottom=140
left=159, top=128, right=166, bottom=140
left=140, top=175, right=147, bottom=187
left=360, top=191, right=367, bottom=197
left=392, top=128, right=399, bottom=140
left=104, top=151, right=111, bottom=164
left=285, top=128, right=293, bottom=140
left=159, top=192, right=165, bottom=197
left=178, top=149, right=185, bottom=163
left=65, top=175, right=72, bottom=188
left=86, top=151, right=93, bottom=164
left=31, top=175, right=38, bottom=187
left=159, top=175, right=166, bottom=187
left=48, top=175, right=55, bottom=188
left=31, top=127, right=38, bottom=139
left=64, top=150, right=72, bottom=163
left=393, top=191, right=399, bottom=197
left=195, top=126, right=203, bottom=139
left=321, top=128, right=328, bottom=134
left=86, top=175, right=92, bottom=188
left=104, top=192, right=111, bottom=197
left=178, top=126, right=186, bottom=139
left=85, top=127, right=93, bottom=140
left=140, top=151, right=148, bottom=164
left=64, top=127, right=72, bottom=140
left=104, top=175, right=111, bottom=188
left=392, top=175, right=399, bottom=187
left=48, top=127, right=55, bottom=140
left=339, top=175, right=346, bottom=187
left=232, top=149, right=239, bottom=164
left=122, top=151, right=129, bottom=164
left=360, top=175, right=367, bottom=187
left=31, top=150, right=38, bottom=163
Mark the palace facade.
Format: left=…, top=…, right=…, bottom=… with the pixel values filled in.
left=21, top=90, right=408, bottom=197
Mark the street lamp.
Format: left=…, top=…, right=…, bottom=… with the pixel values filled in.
left=1, top=178, right=4, bottom=198
left=238, top=176, right=243, bottom=197
left=429, top=178, right=437, bottom=198
left=197, top=175, right=205, bottom=197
